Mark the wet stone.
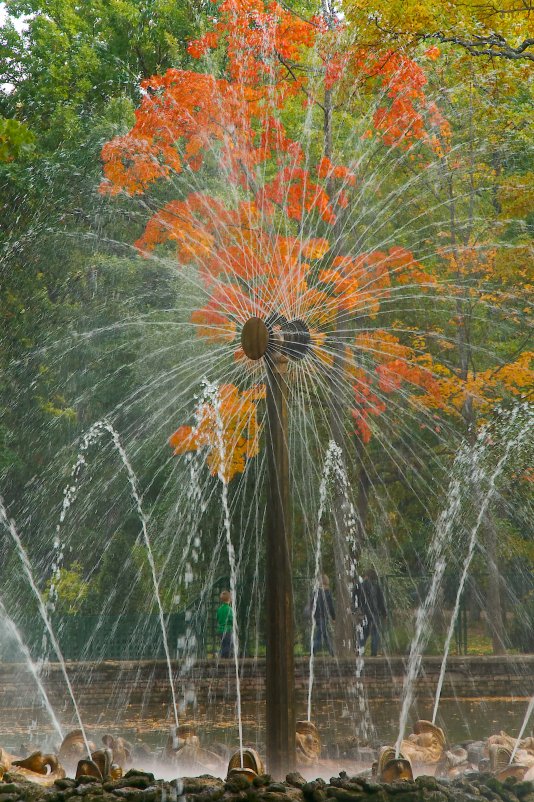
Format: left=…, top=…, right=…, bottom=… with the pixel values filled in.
left=513, top=785, right=534, bottom=800
left=75, top=779, right=101, bottom=788
left=225, top=776, right=254, bottom=793
left=55, top=782, right=76, bottom=791
left=419, top=790, right=449, bottom=802
left=76, top=786, right=103, bottom=797
left=257, top=792, right=291, bottom=802
left=180, top=780, right=224, bottom=795
left=361, top=782, right=382, bottom=794
left=325, top=786, right=366, bottom=801
left=123, top=776, right=155, bottom=786
left=285, top=777, right=306, bottom=791
left=0, top=785, right=25, bottom=795
left=387, top=791, right=420, bottom=802
left=302, top=781, right=325, bottom=800
left=416, top=778, right=441, bottom=792
left=253, top=779, right=272, bottom=789
left=110, top=780, right=151, bottom=792
left=452, top=782, right=482, bottom=797
left=0, top=794, right=21, bottom=802
left=195, top=788, right=225, bottom=802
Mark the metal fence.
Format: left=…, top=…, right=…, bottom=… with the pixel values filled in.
left=3, top=571, right=528, bottom=662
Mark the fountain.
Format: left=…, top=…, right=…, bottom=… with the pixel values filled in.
left=0, top=0, right=533, bottom=794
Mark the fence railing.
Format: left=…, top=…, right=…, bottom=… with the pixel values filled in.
left=4, top=572, right=529, bottom=662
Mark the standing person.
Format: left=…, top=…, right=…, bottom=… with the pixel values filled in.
left=359, top=569, right=387, bottom=656
left=311, top=574, right=336, bottom=656
left=217, top=590, right=234, bottom=658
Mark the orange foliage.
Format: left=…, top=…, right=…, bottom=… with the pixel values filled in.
left=99, top=0, right=455, bottom=470
left=169, top=384, right=265, bottom=482
left=433, top=352, right=534, bottom=418
left=347, top=330, right=444, bottom=441
left=366, top=51, right=451, bottom=153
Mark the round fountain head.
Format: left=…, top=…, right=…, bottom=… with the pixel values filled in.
left=241, top=317, right=270, bottom=360
left=241, top=315, right=311, bottom=362
left=278, top=319, right=311, bottom=361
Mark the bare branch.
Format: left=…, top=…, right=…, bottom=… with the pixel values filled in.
left=430, top=32, right=534, bottom=61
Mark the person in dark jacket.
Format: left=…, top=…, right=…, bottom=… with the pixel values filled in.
left=311, top=574, right=335, bottom=656
left=358, top=568, right=386, bottom=656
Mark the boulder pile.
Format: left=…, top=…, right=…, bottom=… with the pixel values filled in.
left=0, top=767, right=534, bottom=802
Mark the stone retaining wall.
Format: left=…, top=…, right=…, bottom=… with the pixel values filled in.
left=0, top=656, right=532, bottom=718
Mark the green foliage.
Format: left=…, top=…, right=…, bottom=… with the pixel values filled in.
left=44, top=560, right=90, bottom=613
left=0, top=117, right=34, bottom=161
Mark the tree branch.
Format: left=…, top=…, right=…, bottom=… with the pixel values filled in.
left=429, top=32, right=534, bottom=61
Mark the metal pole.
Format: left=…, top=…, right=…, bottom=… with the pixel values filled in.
left=265, top=352, right=296, bottom=778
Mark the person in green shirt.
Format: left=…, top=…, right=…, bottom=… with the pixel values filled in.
left=217, top=590, right=234, bottom=658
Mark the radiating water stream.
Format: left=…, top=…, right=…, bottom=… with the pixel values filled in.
left=197, top=381, right=244, bottom=765
left=0, top=497, right=90, bottom=753
left=511, top=695, right=534, bottom=764
left=395, top=436, right=485, bottom=755
left=432, top=406, right=534, bottom=725
left=307, top=439, right=372, bottom=740
left=307, top=441, right=337, bottom=722
left=0, top=597, right=63, bottom=741
left=93, top=421, right=180, bottom=730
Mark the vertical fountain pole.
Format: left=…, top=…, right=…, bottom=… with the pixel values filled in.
left=241, top=316, right=308, bottom=779
left=265, top=351, right=296, bottom=778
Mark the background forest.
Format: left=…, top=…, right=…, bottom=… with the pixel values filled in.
left=0, top=0, right=532, bottom=659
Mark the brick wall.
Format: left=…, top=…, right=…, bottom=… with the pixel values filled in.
left=0, top=656, right=532, bottom=719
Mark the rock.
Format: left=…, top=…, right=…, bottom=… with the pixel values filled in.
left=476, top=785, right=501, bottom=802
left=76, top=786, right=104, bottom=797
left=0, top=784, right=24, bottom=795
left=285, top=776, right=306, bottom=791
left=416, top=778, right=441, bottom=791
left=110, top=780, right=151, bottom=792
left=123, top=775, right=155, bottom=786
left=0, top=794, right=19, bottom=802
left=253, top=778, right=273, bottom=789
left=258, top=792, right=291, bottom=802
left=178, top=779, right=223, bottom=795
left=360, top=781, right=382, bottom=794
left=225, top=775, right=253, bottom=793
left=75, top=778, right=101, bottom=788
left=452, top=781, right=482, bottom=797
left=195, top=788, right=225, bottom=802
left=513, top=783, right=534, bottom=800
left=55, top=781, right=76, bottom=791
left=419, top=790, right=449, bottom=802
left=384, top=792, right=419, bottom=802
left=325, top=787, right=365, bottom=801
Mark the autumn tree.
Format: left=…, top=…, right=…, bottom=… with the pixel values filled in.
left=98, top=0, right=467, bottom=654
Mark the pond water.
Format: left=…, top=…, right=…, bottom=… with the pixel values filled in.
left=1, top=697, right=531, bottom=758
